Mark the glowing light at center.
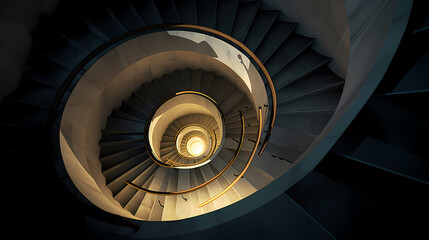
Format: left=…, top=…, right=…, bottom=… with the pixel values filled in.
left=187, top=137, right=205, bottom=156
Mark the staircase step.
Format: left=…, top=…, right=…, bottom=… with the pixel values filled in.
left=100, top=139, right=145, bottom=158
left=277, top=89, right=342, bottom=115
left=103, top=152, right=149, bottom=184
left=266, top=35, right=314, bottom=76
left=162, top=170, right=179, bottom=220
left=387, top=49, right=429, bottom=95
left=178, top=68, right=192, bottom=91
left=275, top=112, right=333, bottom=136
left=61, top=18, right=108, bottom=51
left=136, top=167, right=171, bottom=219
left=217, top=150, right=257, bottom=198
left=115, top=162, right=158, bottom=208
left=23, top=57, right=71, bottom=88
left=174, top=0, right=198, bottom=25
left=272, top=52, right=331, bottom=91
left=82, top=6, right=127, bottom=39
left=174, top=170, right=192, bottom=219
left=111, top=109, right=147, bottom=124
left=255, top=21, right=297, bottom=63
left=160, top=145, right=176, bottom=156
left=130, top=0, right=163, bottom=25
left=6, top=82, right=57, bottom=109
left=232, top=151, right=275, bottom=189
left=105, top=116, right=146, bottom=132
left=199, top=165, right=230, bottom=209
left=100, top=145, right=146, bottom=171
left=277, top=70, right=344, bottom=104
left=199, top=71, right=215, bottom=93
left=42, top=33, right=88, bottom=69
left=216, top=0, right=240, bottom=35
left=136, top=84, right=163, bottom=107
left=196, top=0, right=217, bottom=29
left=244, top=10, right=279, bottom=52
left=193, top=168, right=216, bottom=212
left=128, top=93, right=153, bottom=114
left=190, top=69, right=202, bottom=91
left=220, top=89, right=246, bottom=114
left=155, top=0, right=181, bottom=23
left=120, top=101, right=149, bottom=121
left=107, top=1, right=147, bottom=31
left=100, top=131, right=144, bottom=143
left=269, top=126, right=316, bottom=154
left=332, top=136, right=429, bottom=184
left=231, top=0, right=261, bottom=43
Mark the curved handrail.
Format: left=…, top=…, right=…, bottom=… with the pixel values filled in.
left=168, top=25, right=276, bottom=156
left=199, top=107, right=262, bottom=207
left=126, top=111, right=245, bottom=195
left=144, top=90, right=227, bottom=168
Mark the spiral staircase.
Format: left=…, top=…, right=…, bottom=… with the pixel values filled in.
left=1, top=0, right=426, bottom=239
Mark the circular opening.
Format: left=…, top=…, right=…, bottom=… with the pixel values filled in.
left=186, top=136, right=206, bottom=157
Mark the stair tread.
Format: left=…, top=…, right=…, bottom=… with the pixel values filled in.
left=100, top=145, right=146, bottom=170
left=266, top=34, right=315, bottom=77
left=174, top=0, right=198, bottom=25
left=231, top=0, right=261, bottom=43
left=61, top=18, right=108, bottom=51
left=100, top=138, right=145, bottom=158
left=105, top=116, right=146, bottom=132
left=277, top=70, right=344, bottom=104
left=275, top=112, right=333, bottom=137
left=111, top=109, right=147, bottom=124
left=333, top=136, right=429, bottom=184
left=131, top=0, right=163, bottom=25
left=6, top=83, right=57, bottom=109
left=103, top=152, right=149, bottom=184
left=216, top=0, right=240, bottom=35
left=155, top=0, right=181, bottom=23
left=255, top=21, right=297, bottom=63
left=277, top=90, right=342, bottom=114
left=82, top=6, right=126, bottom=39
left=42, top=34, right=88, bottom=69
left=244, top=10, right=279, bottom=52
left=269, top=126, right=316, bottom=154
left=107, top=1, right=147, bottom=31
left=273, top=51, right=331, bottom=91
left=196, top=0, right=217, bottom=29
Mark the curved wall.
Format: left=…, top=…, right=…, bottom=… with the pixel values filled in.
left=60, top=30, right=267, bottom=219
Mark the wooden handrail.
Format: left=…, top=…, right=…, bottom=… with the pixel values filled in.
left=198, top=107, right=262, bottom=207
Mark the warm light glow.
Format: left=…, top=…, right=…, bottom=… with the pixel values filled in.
left=187, top=137, right=205, bottom=157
